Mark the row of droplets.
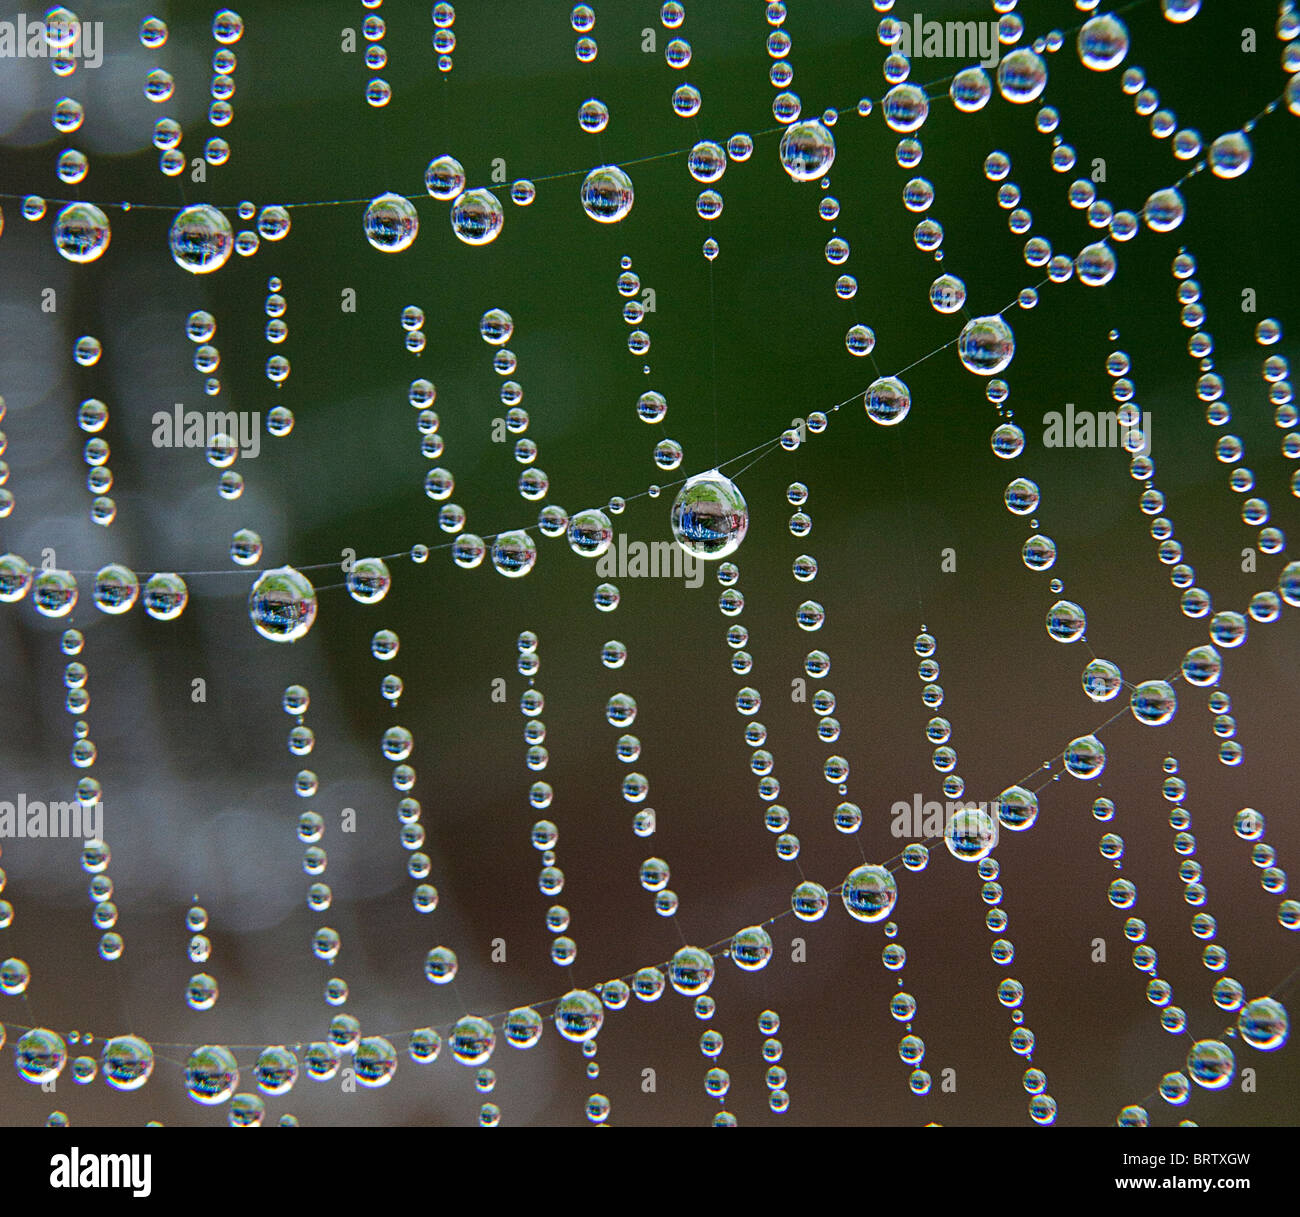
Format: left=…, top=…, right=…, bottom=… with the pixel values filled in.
left=359, top=0, right=458, bottom=109
left=142, top=9, right=244, bottom=177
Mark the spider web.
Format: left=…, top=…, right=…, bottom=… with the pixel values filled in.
left=0, top=0, right=1296, bottom=1127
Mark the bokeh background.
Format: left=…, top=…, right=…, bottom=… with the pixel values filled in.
left=0, top=0, right=1297, bottom=1125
